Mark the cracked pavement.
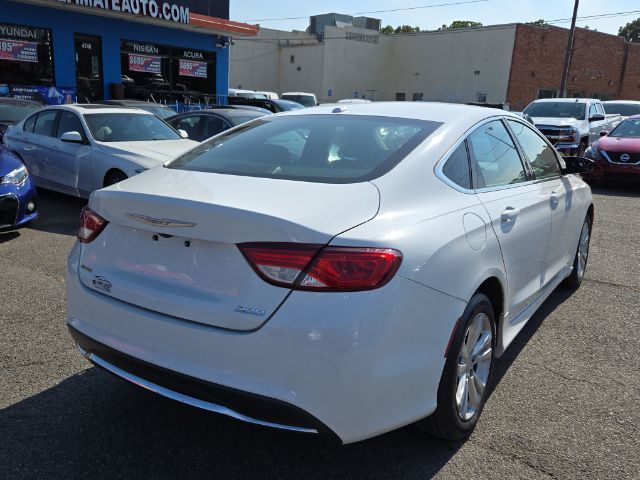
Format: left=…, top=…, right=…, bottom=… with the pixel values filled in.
left=1, top=185, right=639, bottom=479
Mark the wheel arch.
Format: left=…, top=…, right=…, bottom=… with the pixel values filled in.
left=103, top=168, right=127, bottom=187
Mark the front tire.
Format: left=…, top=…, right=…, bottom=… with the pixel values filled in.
left=563, top=215, right=592, bottom=289
left=417, top=293, right=496, bottom=440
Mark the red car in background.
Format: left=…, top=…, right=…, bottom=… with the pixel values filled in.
left=585, top=115, right=640, bottom=183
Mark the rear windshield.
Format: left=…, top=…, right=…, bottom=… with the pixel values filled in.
left=282, top=95, right=316, bottom=107
left=604, top=103, right=640, bottom=117
left=524, top=102, right=586, bottom=120
left=167, top=115, right=442, bottom=183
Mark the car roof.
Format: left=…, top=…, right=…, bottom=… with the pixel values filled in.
left=282, top=92, right=316, bottom=96
left=277, top=101, right=518, bottom=124
left=45, top=104, right=152, bottom=114
left=532, top=98, right=593, bottom=103
left=603, top=100, right=640, bottom=104
left=626, top=114, right=640, bottom=120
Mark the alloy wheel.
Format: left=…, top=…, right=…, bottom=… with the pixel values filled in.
left=456, top=313, right=493, bottom=422
left=576, top=219, right=591, bottom=280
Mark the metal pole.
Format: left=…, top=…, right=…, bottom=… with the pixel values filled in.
left=560, top=0, right=579, bottom=97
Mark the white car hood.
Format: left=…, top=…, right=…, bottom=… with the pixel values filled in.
left=96, top=139, right=198, bottom=168
left=532, top=117, right=583, bottom=128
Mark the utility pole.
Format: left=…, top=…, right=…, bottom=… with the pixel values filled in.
left=560, top=0, right=579, bottom=97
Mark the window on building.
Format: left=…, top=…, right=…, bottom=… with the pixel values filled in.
left=396, top=93, right=406, bottom=101
left=537, top=88, right=559, bottom=99
left=120, top=40, right=216, bottom=102
left=0, top=23, right=54, bottom=88
left=413, top=93, right=424, bottom=101
left=290, top=55, right=295, bottom=64
left=476, top=92, right=487, bottom=103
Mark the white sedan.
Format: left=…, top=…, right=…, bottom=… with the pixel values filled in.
left=66, top=102, right=594, bottom=444
left=3, top=105, right=197, bottom=198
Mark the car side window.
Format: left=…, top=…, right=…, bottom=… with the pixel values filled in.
left=596, top=103, right=606, bottom=115
left=204, top=116, right=227, bottom=139
left=442, top=142, right=471, bottom=189
left=588, top=103, right=598, bottom=118
left=57, top=111, right=86, bottom=140
left=175, top=115, right=203, bottom=141
left=467, top=120, right=528, bottom=189
left=33, top=110, right=58, bottom=137
left=23, top=113, right=37, bottom=133
left=507, top=120, right=560, bottom=180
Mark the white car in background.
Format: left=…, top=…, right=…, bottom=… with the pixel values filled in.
left=66, top=103, right=594, bottom=444
left=603, top=100, right=640, bottom=121
left=3, top=105, right=197, bottom=198
left=281, top=92, right=318, bottom=107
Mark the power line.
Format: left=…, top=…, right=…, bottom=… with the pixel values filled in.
left=245, top=0, right=491, bottom=22
left=234, top=9, right=640, bottom=43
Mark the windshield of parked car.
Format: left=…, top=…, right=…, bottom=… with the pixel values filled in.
left=167, top=115, right=442, bottom=183
left=609, top=118, right=640, bottom=138
left=227, top=113, right=266, bottom=126
left=604, top=103, right=640, bottom=117
left=524, top=102, right=586, bottom=120
left=281, top=95, right=316, bottom=107
left=135, top=105, right=176, bottom=119
left=0, top=103, right=41, bottom=122
left=84, top=113, right=181, bottom=142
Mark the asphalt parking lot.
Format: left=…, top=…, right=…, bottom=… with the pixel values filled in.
left=1, top=185, right=639, bottom=479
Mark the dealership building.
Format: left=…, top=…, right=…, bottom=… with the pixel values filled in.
left=0, top=0, right=257, bottom=104
left=231, top=15, right=640, bottom=109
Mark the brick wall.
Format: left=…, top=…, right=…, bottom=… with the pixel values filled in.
left=506, top=24, right=638, bottom=111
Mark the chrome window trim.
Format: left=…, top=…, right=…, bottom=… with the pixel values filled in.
left=0, top=192, right=20, bottom=228
left=601, top=150, right=640, bottom=165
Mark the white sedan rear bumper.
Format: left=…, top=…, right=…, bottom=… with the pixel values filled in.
left=66, top=243, right=466, bottom=444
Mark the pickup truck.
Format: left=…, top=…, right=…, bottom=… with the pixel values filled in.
left=523, top=98, right=622, bottom=155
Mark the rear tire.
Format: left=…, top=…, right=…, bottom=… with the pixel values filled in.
left=417, top=293, right=496, bottom=440
left=563, top=215, right=592, bottom=289
left=104, top=170, right=127, bottom=187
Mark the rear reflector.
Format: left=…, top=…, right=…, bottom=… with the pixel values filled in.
left=239, top=243, right=402, bottom=292
left=77, top=207, right=108, bottom=244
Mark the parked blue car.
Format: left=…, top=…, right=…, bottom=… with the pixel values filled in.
left=0, top=145, right=38, bottom=230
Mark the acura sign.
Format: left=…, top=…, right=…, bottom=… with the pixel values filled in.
left=56, top=0, right=191, bottom=24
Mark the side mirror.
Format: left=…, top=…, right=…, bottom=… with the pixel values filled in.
left=599, top=130, right=609, bottom=137
left=178, top=129, right=189, bottom=139
left=60, top=131, right=84, bottom=143
left=589, top=114, right=605, bottom=122
left=562, top=156, right=595, bottom=175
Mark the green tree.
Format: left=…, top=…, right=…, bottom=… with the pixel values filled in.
left=619, top=18, right=640, bottom=43
left=381, top=25, right=420, bottom=34
left=439, top=20, right=483, bottom=30
left=526, top=19, right=548, bottom=27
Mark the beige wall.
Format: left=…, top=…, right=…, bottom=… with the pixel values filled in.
left=230, top=25, right=517, bottom=105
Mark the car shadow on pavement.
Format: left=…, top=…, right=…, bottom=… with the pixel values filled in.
left=0, top=230, right=20, bottom=244
left=28, top=188, right=87, bottom=236
left=588, top=182, right=639, bottom=198
left=0, top=366, right=464, bottom=480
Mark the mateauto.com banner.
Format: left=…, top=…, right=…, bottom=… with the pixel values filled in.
left=55, top=0, right=190, bottom=24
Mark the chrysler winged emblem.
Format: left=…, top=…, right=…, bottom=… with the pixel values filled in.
left=126, top=213, right=197, bottom=228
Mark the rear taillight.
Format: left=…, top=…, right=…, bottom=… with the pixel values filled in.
left=77, top=207, right=108, bottom=244
left=239, top=243, right=402, bottom=291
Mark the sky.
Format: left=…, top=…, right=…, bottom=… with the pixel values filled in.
left=230, top=0, right=640, bottom=35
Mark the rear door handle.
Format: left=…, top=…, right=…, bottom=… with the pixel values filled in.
left=501, top=207, right=520, bottom=223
